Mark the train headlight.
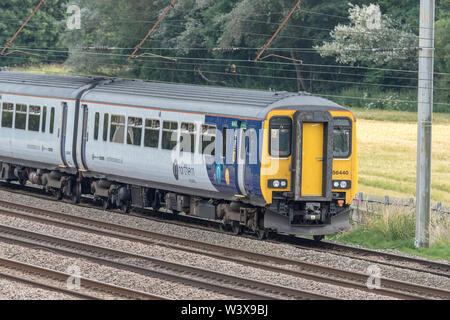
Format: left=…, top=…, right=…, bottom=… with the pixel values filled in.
left=269, top=179, right=288, bottom=189
left=333, top=180, right=351, bottom=190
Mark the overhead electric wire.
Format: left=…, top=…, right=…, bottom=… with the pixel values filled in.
left=3, top=56, right=449, bottom=109
left=2, top=54, right=450, bottom=94
left=8, top=46, right=450, bottom=78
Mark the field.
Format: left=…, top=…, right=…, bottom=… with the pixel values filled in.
left=352, top=108, right=450, bottom=205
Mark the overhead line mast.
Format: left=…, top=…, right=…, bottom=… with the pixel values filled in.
left=0, top=0, right=46, bottom=57
left=127, top=0, right=177, bottom=62
left=254, top=0, right=303, bottom=62
left=415, top=0, right=435, bottom=248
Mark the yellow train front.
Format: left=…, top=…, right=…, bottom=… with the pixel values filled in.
left=259, top=107, right=357, bottom=239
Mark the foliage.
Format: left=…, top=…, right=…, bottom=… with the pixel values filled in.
left=0, top=0, right=65, bottom=67
left=315, top=4, right=418, bottom=68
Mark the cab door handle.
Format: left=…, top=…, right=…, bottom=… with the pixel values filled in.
left=317, top=158, right=323, bottom=162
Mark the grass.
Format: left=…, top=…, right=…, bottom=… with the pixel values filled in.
left=332, top=204, right=450, bottom=261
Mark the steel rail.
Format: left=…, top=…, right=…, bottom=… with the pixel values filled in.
left=0, top=270, right=99, bottom=300
left=0, top=185, right=448, bottom=280
left=0, top=256, right=166, bottom=300
left=0, top=223, right=332, bottom=300
left=0, top=201, right=448, bottom=299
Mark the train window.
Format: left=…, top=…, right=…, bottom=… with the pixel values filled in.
left=201, top=125, right=216, bottom=156
left=94, top=112, right=100, bottom=140
left=15, top=104, right=27, bottom=130
left=127, top=117, right=143, bottom=146
left=333, top=118, right=352, bottom=158
left=162, top=121, right=178, bottom=150
left=49, top=107, right=55, bottom=134
left=180, top=122, right=196, bottom=153
left=269, top=117, right=291, bottom=157
left=1, top=103, right=14, bottom=128
left=103, top=114, right=109, bottom=141
left=144, top=119, right=160, bottom=148
left=42, top=106, right=47, bottom=133
left=28, top=105, right=41, bottom=132
left=110, top=115, right=125, bottom=144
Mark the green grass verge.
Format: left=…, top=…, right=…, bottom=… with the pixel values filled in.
left=330, top=205, right=450, bottom=261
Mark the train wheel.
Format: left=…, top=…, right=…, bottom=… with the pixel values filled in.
left=102, top=198, right=110, bottom=210
left=71, top=183, right=81, bottom=204
left=256, top=228, right=268, bottom=240
left=232, top=222, right=241, bottom=235
left=54, top=189, right=63, bottom=201
left=313, top=235, right=325, bottom=242
left=18, top=179, right=27, bottom=187
left=121, top=203, right=130, bottom=214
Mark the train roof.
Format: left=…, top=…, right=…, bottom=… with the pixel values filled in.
left=0, top=71, right=97, bottom=99
left=0, top=71, right=347, bottom=119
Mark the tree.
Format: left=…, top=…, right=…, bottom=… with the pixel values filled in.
left=314, top=3, right=418, bottom=69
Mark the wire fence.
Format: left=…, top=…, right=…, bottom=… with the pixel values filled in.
left=352, top=192, right=450, bottom=215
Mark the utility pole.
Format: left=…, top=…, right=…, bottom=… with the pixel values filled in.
left=415, top=0, right=435, bottom=248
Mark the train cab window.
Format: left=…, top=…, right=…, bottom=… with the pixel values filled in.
left=333, top=118, right=352, bottom=158
left=127, top=117, right=143, bottom=146
left=1, top=103, right=14, bottom=128
left=110, top=115, right=125, bottom=144
left=162, top=121, right=178, bottom=150
left=41, top=106, right=47, bottom=133
left=28, top=105, right=41, bottom=132
left=269, top=117, right=292, bottom=157
left=94, top=112, right=100, bottom=140
left=15, top=104, right=27, bottom=130
left=144, top=119, right=160, bottom=148
left=49, top=107, right=55, bottom=134
left=103, top=114, right=109, bottom=141
left=180, top=122, right=196, bottom=153
left=201, top=125, right=216, bottom=156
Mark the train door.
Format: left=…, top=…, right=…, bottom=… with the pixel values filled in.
left=236, top=127, right=247, bottom=196
left=80, top=104, right=89, bottom=170
left=292, top=111, right=333, bottom=201
left=59, top=102, right=69, bottom=167
left=301, top=123, right=324, bottom=196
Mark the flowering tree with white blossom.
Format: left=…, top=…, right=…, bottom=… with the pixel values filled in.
left=315, top=3, right=418, bottom=68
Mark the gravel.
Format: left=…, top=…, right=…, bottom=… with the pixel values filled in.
left=0, top=277, right=77, bottom=300
left=0, top=241, right=231, bottom=300
left=0, top=188, right=448, bottom=299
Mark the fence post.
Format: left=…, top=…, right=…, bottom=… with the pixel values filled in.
left=385, top=196, right=390, bottom=206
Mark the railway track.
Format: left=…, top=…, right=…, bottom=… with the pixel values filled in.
left=290, top=237, right=450, bottom=279
left=1, top=181, right=449, bottom=280
left=0, top=256, right=165, bottom=300
left=0, top=200, right=449, bottom=300
left=0, top=223, right=333, bottom=300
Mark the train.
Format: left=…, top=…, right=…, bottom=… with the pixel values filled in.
left=0, top=71, right=357, bottom=240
